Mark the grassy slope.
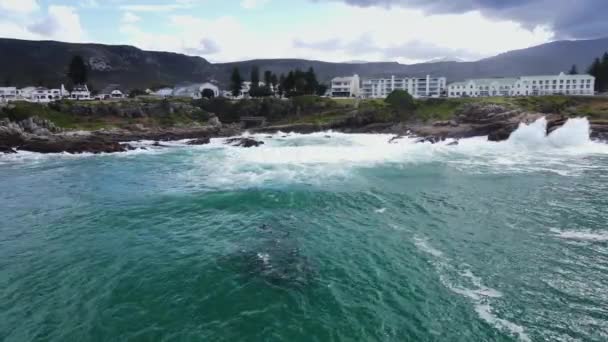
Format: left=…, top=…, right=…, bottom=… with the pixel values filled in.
left=0, top=98, right=206, bottom=131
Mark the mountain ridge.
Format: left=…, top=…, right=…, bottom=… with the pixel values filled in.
left=0, top=37, right=607, bottom=91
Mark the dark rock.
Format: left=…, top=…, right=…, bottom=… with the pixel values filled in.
left=18, top=137, right=130, bottom=154
left=225, top=137, right=264, bottom=148
left=447, top=141, right=459, bottom=146
left=187, top=137, right=211, bottom=145
left=416, top=136, right=445, bottom=144
left=0, top=146, right=17, bottom=154
left=388, top=135, right=404, bottom=144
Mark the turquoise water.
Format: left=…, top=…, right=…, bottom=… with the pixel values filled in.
left=1, top=118, right=608, bottom=341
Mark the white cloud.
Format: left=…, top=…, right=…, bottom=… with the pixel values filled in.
left=240, top=0, right=270, bottom=9
left=288, top=4, right=553, bottom=63
left=0, top=0, right=39, bottom=13
left=120, top=14, right=259, bottom=62
left=121, top=12, right=141, bottom=24
left=20, top=5, right=87, bottom=42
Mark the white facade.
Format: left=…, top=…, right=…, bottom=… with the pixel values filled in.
left=70, top=84, right=91, bottom=100
left=361, top=75, right=446, bottom=99
left=21, top=87, right=62, bottom=103
left=448, top=73, right=595, bottom=98
left=111, top=90, right=124, bottom=98
left=0, top=87, right=19, bottom=102
left=331, top=75, right=361, bottom=97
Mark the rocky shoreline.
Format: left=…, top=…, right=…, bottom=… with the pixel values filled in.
left=2, top=103, right=607, bottom=155
left=0, top=116, right=241, bottom=154
left=257, top=103, right=608, bottom=142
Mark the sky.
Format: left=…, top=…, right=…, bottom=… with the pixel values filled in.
left=0, top=0, right=606, bottom=64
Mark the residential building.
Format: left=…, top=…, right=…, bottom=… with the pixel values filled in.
left=330, top=75, right=360, bottom=97
left=448, top=72, right=595, bottom=98
left=361, top=75, right=446, bottom=98
left=21, top=87, right=62, bottom=103
left=0, top=87, right=19, bottom=102
left=173, top=82, right=220, bottom=99
left=99, top=84, right=124, bottom=100
left=70, top=84, right=91, bottom=100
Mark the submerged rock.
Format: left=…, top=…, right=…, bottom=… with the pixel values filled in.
left=222, top=224, right=315, bottom=288
left=187, top=137, right=211, bottom=145
left=225, top=137, right=264, bottom=148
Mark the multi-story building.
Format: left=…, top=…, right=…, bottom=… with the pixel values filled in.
left=448, top=72, right=595, bottom=98
left=361, top=75, right=447, bottom=98
left=330, top=75, right=360, bottom=97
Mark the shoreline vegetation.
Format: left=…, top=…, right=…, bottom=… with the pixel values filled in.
left=1, top=95, right=608, bottom=154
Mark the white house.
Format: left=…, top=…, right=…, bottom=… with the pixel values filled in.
left=199, top=82, right=220, bottom=98
left=361, top=75, right=446, bottom=99
left=448, top=72, right=595, bottom=98
left=20, top=87, right=62, bottom=103
left=70, top=84, right=91, bottom=100
left=172, top=82, right=220, bottom=99
left=0, top=87, right=19, bottom=102
left=111, top=90, right=124, bottom=98
left=331, top=75, right=361, bottom=97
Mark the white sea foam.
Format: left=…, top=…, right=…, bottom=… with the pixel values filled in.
left=550, top=228, right=608, bottom=242
left=413, top=236, right=530, bottom=342
left=2, top=118, right=607, bottom=187
left=413, top=237, right=444, bottom=258
left=374, top=208, right=387, bottom=214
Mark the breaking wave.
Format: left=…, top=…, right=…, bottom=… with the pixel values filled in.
left=2, top=118, right=607, bottom=187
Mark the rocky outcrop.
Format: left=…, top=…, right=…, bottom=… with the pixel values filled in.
left=225, top=137, right=264, bottom=148
left=187, top=137, right=211, bottom=145
left=0, top=115, right=240, bottom=154
left=408, top=103, right=559, bottom=142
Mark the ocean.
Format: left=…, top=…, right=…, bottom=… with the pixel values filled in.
left=1, top=118, right=607, bottom=341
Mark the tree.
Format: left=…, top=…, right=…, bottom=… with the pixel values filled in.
left=304, top=67, right=319, bottom=94
left=568, top=64, right=578, bottom=75
left=385, top=90, right=416, bottom=120
left=230, top=67, right=243, bottom=97
left=67, top=55, right=88, bottom=85
left=601, top=52, right=608, bottom=92
left=250, top=66, right=260, bottom=89
left=278, top=74, right=285, bottom=97
left=588, top=57, right=603, bottom=92
left=316, top=84, right=328, bottom=96
left=264, top=71, right=272, bottom=87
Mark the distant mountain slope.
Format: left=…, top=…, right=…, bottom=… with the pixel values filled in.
left=0, top=38, right=212, bottom=90
left=0, top=37, right=607, bottom=90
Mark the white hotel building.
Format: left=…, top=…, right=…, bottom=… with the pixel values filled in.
left=330, top=74, right=446, bottom=98
left=330, top=75, right=361, bottom=97
left=361, top=75, right=447, bottom=99
left=448, top=72, right=595, bottom=98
